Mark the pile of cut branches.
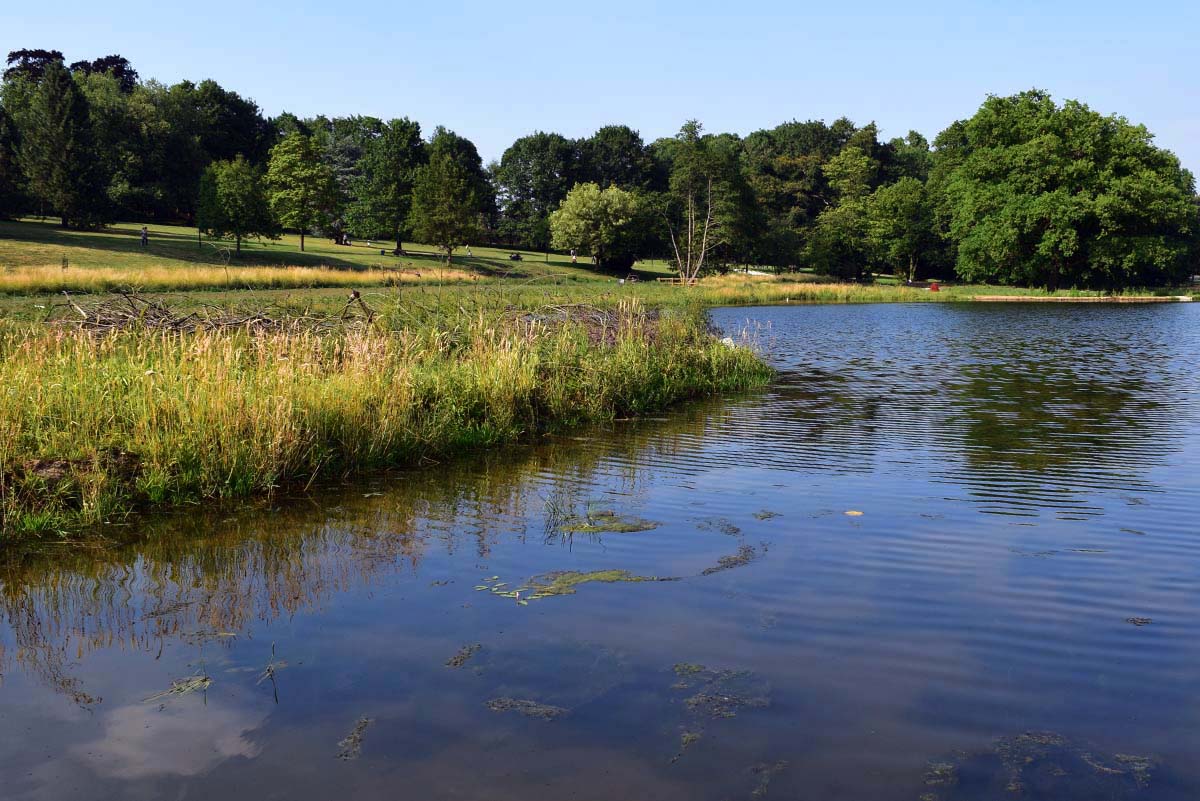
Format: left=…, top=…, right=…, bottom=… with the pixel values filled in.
left=510, top=303, right=661, bottom=347
left=45, top=291, right=376, bottom=334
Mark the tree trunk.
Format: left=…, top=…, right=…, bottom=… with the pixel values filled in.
left=908, top=254, right=916, bottom=283
left=61, top=215, right=68, bottom=228
left=236, top=234, right=241, bottom=255
left=300, top=230, right=305, bottom=252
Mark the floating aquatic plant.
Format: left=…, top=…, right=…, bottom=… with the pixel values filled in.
left=143, top=673, right=211, bottom=703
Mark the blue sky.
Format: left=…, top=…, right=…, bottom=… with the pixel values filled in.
left=4, top=0, right=1198, bottom=173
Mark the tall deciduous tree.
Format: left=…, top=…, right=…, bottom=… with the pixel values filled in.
left=580, top=125, right=658, bottom=191
left=3, top=49, right=64, bottom=82
left=69, top=55, right=138, bottom=93
left=19, top=60, right=109, bottom=227
left=867, top=177, right=936, bottom=282
left=807, top=147, right=875, bottom=281
left=549, top=182, right=642, bottom=271
left=662, top=121, right=752, bottom=282
left=409, top=150, right=482, bottom=263
left=348, top=117, right=425, bottom=250
left=494, top=131, right=580, bottom=250
left=939, top=90, right=1198, bottom=289
left=198, top=155, right=277, bottom=254
left=266, top=133, right=336, bottom=251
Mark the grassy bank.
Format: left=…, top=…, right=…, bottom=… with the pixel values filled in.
left=3, top=216, right=1193, bottom=541
left=0, top=300, right=770, bottom=538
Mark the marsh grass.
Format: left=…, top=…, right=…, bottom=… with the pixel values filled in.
left=0, top=300, right=770, bottom=538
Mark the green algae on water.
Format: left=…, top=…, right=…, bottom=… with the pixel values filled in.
left=559, top=504, right=660, bottom=534
left=673, top=662, right=706, bottom=677
left=524, top=569, right=662, bottom=598
left=560, top=512, right=660, bottom=534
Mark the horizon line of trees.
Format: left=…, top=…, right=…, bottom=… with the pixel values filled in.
left=1, top=48, right=1197, bottom=289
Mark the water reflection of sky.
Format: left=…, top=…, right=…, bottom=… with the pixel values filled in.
left=2, top=303, right=1198, bottom=800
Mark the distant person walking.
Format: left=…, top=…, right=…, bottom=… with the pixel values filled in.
left=570, top=248, right=577, bottom=264
left=140, top=226, right=149, bottom=247
left=466, top=246, right=472, bottom=257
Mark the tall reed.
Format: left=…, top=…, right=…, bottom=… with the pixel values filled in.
left=0, top=301, right=769, bottom=538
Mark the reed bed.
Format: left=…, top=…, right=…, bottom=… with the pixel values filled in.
left=0, top=300, right=770, bottom=538
left=694, top=275, right=942, bottom=304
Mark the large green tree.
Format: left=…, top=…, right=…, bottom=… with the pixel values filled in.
left=579, top=125, right=658, bottom=191
left=347, top=117, right=425, bottom=250
left=807, top=147, right=876, bottom=281
left=266, top=133, right=336, bottom=251
left=19, top=60, right=109, bottom=227
left=867, top=177, right=937, bottom=282
left=939, top=90, right=1198, bottom=289
left=549, top=182, right=643, bottom=271
left=197, top=155, right=277, bottom=254
left=409, top=149, right=483, bottom=263
left=494, top=131, right=580, bottom=250
left=741, top=117, right=857, bottom=266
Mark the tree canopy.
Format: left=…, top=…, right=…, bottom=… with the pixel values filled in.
left=19, top=60, right=109, bottom=227
left=939, top=90, right=1198, bottom=289
left=197, top=155, right=276, bottom=254
left=347, top=117, right=425, bottom=250
left=2, top=46, right=1197, bottom=289
left=266, top=133, right=336, bottom=251
left=549, top=183, right=643, bottom=271
left=409, top=146, right=484, bottom=263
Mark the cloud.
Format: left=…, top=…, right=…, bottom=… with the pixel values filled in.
left=71, top=699, right=265, bottom=780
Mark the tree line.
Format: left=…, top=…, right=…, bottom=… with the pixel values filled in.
left=1, top=48, right=1197, bottom=288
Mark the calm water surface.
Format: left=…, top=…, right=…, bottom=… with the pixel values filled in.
left=2, top=303, right=1199, bottom=800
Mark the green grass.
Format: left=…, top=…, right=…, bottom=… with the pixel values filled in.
left=0, top=217, right=675, bottom=294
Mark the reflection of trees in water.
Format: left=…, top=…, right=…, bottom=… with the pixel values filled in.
left=0, top=409, right=719, bottom=705
left=941, top=342, right=1182, bottom=514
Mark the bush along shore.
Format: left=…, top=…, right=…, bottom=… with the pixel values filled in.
left=0, top=298, right=771, bottom=539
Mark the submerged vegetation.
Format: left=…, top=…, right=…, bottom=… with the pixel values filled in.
left=485, top=697, right=569, bottom=720
left=336, top=717, right=374, bottom=761
left=920, top=731, right=1158, bottom=800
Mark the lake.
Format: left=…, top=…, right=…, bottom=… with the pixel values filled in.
left=2, top=302, right=1198, bottom=800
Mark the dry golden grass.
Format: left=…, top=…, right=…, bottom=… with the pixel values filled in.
left=0, top=264, right=480, bottom=294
